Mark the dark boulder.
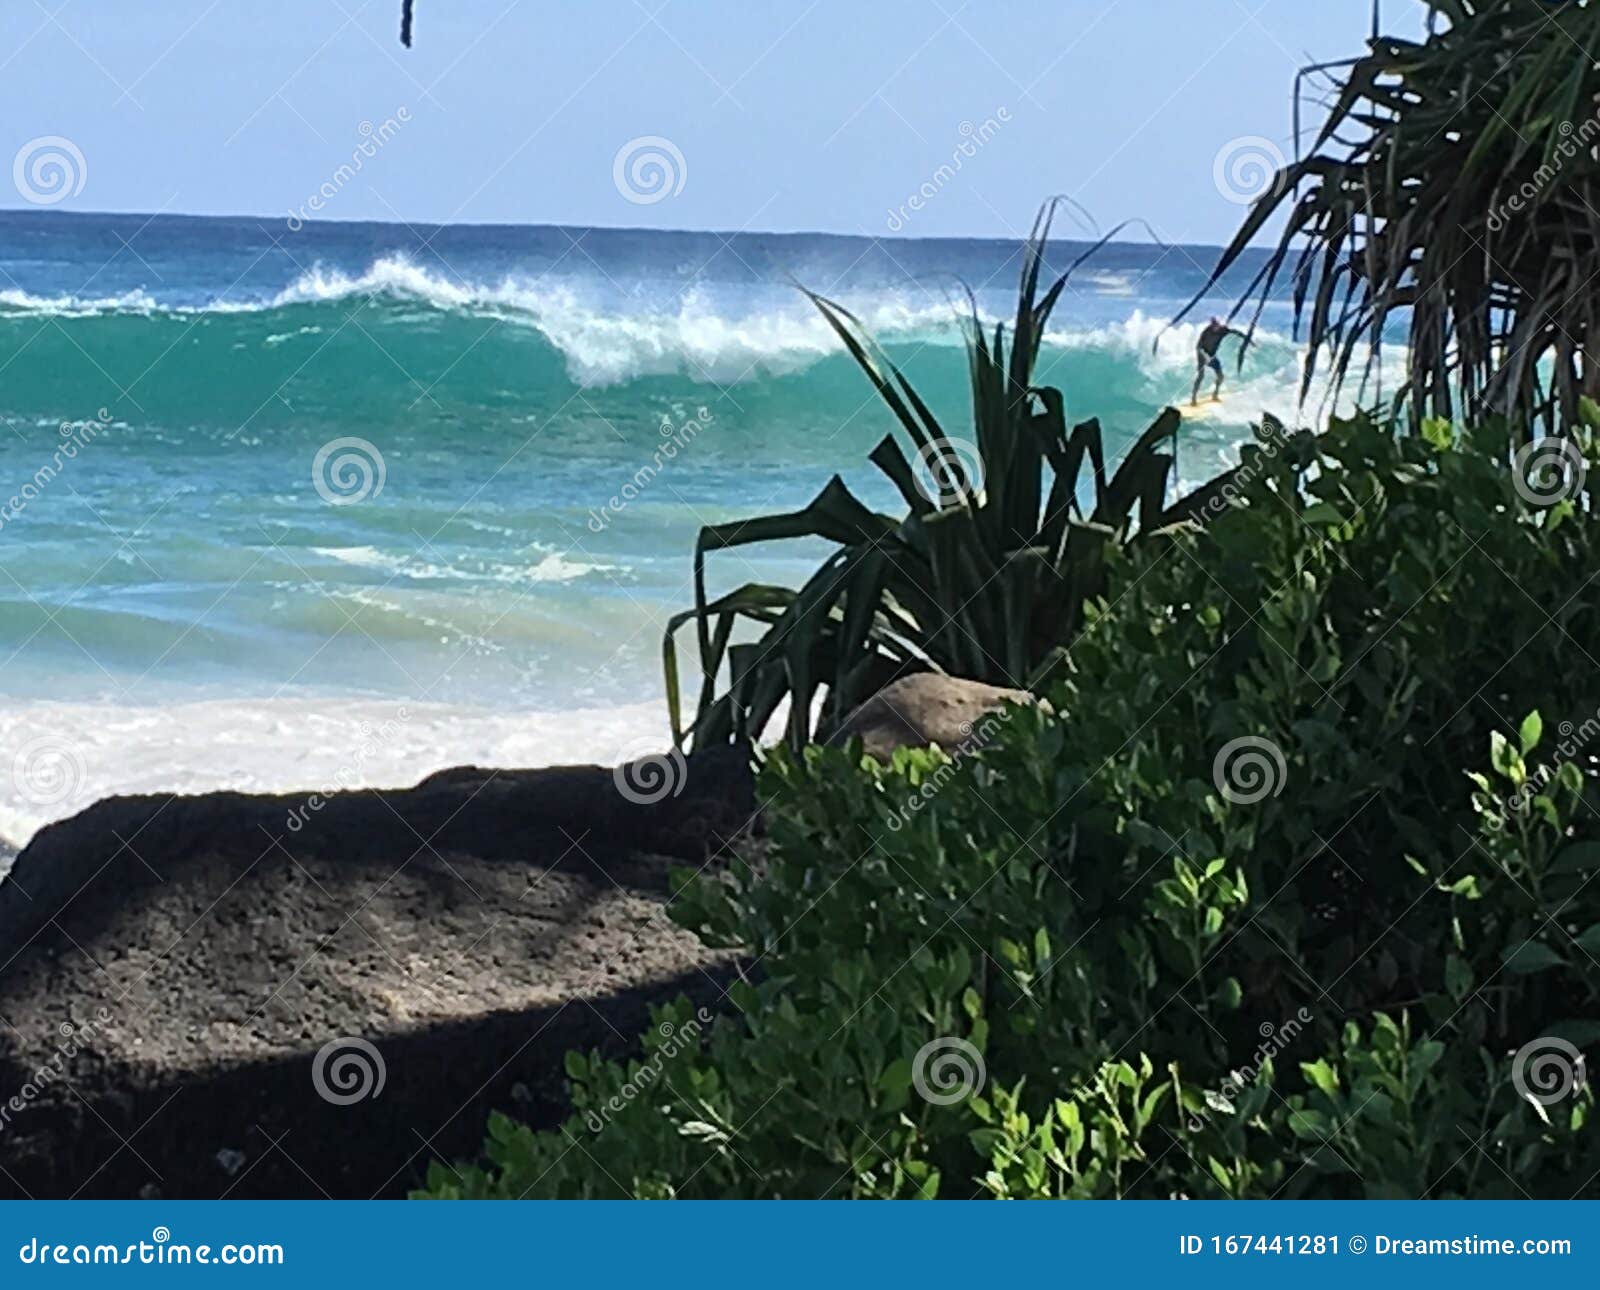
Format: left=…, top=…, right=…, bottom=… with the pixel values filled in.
left=0, top=746, right=753, bottom=1198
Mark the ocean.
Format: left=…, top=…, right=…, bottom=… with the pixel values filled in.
left=0, top=209, right=1376, bottom=846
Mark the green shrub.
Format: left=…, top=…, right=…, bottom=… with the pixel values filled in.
left=421, top=413, right=1600, bottom=1198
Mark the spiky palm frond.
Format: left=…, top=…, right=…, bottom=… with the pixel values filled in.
left=666, top=204, right=1236, bottom=752
left=1185, top=0, right=1600, bottom=434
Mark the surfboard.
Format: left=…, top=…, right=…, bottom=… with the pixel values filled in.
left=1177, top=399, right=1228, bottom=420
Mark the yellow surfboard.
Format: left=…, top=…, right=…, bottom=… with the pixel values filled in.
left=1178, top=398, right=1229, bottom=420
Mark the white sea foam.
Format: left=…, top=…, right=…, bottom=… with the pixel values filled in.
left=308, top=543, right=618, bottom=585
left=0, top=695, right=672, bottom=850
left=0, top=252, right=1358, bottom=399
left=1078, top=269, right=1137, bottom=296
left=0, top=253, right=1398, bottom=416
left=255, top=255, right=981, bottom=384
left=1046, top=309, right=1410, bottom=422
left=0, top=285, right=162, bottom=316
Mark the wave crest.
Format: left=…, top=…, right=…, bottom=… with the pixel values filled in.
left=0, top=253, right=1322, bottom=390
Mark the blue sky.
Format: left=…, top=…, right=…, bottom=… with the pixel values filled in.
left=0, top=0, right=1416, bottom=244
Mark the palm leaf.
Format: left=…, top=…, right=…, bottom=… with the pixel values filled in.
left=1183, top=0, right=1600, bottom=432
left=665, top=203, right=1237, bottom=751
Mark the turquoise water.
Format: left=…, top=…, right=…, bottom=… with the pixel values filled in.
left=0, top=211, right=1341, bottom=841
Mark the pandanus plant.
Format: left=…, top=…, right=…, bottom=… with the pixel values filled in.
left=664, top=204, right=1238, bottom=752
left=1185, top=0, right=1600, bottom=434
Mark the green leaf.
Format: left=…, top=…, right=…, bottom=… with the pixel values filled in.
left=1549, top=843, right=1600, bottom=876
left=1572, top=925, right=1600, bottom=958
left=1503, top=941, right=1565, bottom=975
left=1550, top=1020, right=1600, bottom=1047
left=878, top=1057, right=914, bottom=1097
left=1301, top=1058, right=1340, bottom=1098
left=947, top=944, right=974, bottom=994
left=678, top=1121, right=729, bottom=1143
left=1490, top=730, right=1523, bottom=783
left=1519, top=710, right=1543, bottom=754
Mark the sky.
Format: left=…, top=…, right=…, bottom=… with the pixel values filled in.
left=0, top=0, right=1420, bottom=245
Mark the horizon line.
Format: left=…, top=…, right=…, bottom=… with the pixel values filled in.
left=0, top=203, right=1241, bottom=254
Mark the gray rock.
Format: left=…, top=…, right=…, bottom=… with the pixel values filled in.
left=830, top=674, right=1040, bottom=762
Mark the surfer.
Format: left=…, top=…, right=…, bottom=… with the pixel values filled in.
left=1192, top=317, right=1249, bottom=404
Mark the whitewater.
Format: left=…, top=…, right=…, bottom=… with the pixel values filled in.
left=0, top=210, right=1403, bottom=846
